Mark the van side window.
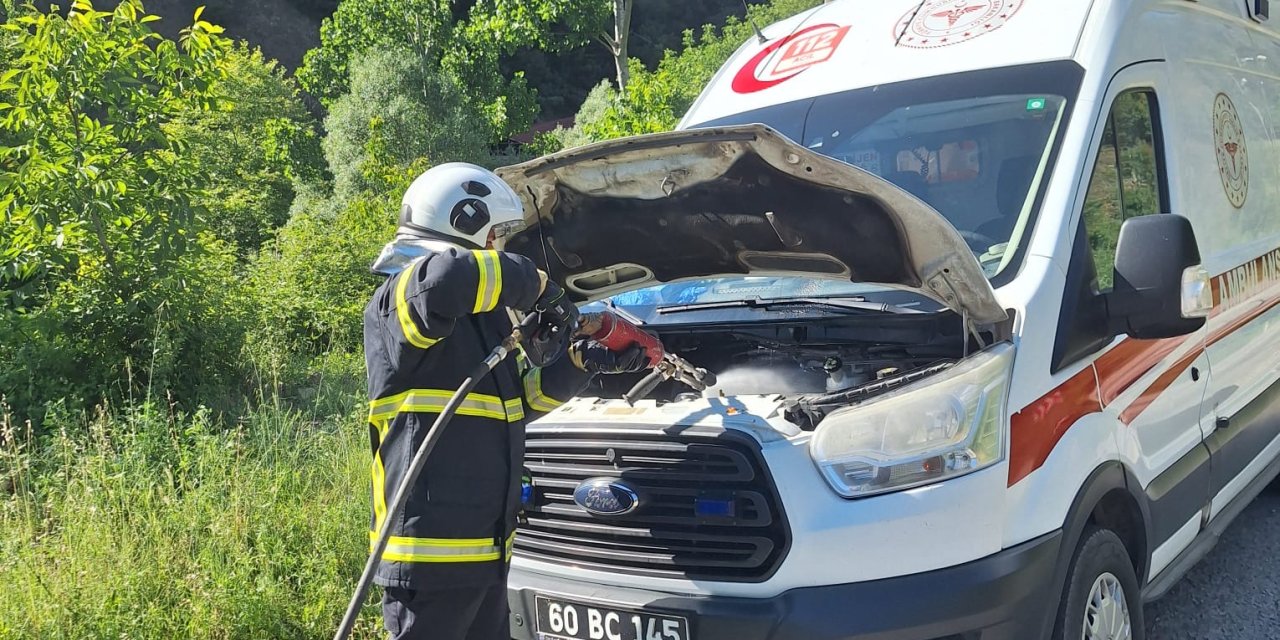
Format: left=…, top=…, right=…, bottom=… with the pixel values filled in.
left=1081, top=91, right=1166, bottom=290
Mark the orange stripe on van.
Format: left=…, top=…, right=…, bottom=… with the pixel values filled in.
left=1093, top=336, right=1190, bottom=407
left=1008, top=366, right=1100, bottom=487
left=1118, top=289, right=1280, bottom=424
left=1009, top=248, right=1280, bottom=484
left=1117, top=348, right=1203, bottom=425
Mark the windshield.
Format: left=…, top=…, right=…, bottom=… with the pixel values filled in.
left=692, top=61, right=1083, bottom=282
left=600, top=62, right=1083, bottom=322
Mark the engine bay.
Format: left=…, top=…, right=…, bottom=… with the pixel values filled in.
left=580, top=310, right=970, bottom=429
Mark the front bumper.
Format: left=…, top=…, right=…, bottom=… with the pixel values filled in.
left=508, top=531, right=1062, bottom=640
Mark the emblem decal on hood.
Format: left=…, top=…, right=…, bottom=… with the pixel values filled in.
left=732, top=23, right=850, bottom=94
left=894, top=0, right=1024, bottom=49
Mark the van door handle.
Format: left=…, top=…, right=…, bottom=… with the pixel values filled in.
left=1215, top=417, right=1230, bottom=431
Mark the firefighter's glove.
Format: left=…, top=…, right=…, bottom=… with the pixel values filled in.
left=569, top=339, right=650, bottom=375
left=531, top=281, right=578, bottom=334
left=522, top=281, right=578, bottom=368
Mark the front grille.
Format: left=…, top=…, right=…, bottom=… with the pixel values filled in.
left=515, top=430, right=789, bottom=582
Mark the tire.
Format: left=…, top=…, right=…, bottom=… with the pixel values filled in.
left=1052, top=526, right=1144, bottom=640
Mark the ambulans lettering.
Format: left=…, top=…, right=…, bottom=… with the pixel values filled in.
left=893, top=0, right=1024, bottom=48
left=731, top=23, right=850, bottom=94
left=1212, top=93, right=1249, bottom=208
left=1215, top=247, right=1280, bottom=312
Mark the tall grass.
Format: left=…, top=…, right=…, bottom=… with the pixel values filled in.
left=0, top=378, right=386, bottom=639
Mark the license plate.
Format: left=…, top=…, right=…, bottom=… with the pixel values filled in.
left=534, top=596, right=691, bottom=640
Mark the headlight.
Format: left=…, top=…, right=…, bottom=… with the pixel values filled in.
left=810, top=343, right=1013, bottom=498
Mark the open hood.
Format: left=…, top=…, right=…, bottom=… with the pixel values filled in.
left=496, top=125, right=1007, bottom=326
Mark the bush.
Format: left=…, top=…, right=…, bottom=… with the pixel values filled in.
left=0, top=234, right=251, bottom=422
left=533, top=79, right=620, bottom=154
left=166, top=44, right=327, bottom=256
left=322, top=46, right=492, bottom=203
left=245, top=189, right=397, bottom=399
left=0, top=396, right=379, bottom=639
left=0, top=1, right=242, bottom=423
left=586, top=57, right=683, bottom=139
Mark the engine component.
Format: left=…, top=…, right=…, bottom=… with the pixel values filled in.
left=582, top=310, right=966, bottom=404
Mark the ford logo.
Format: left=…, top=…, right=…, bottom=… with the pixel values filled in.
left=573, top=478, right=639, bottom=516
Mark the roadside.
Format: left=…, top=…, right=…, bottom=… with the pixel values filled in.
left=1145, top=483, right=1280, bottom=639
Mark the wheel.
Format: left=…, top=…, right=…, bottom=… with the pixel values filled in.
left=1053, top=526, right=1144, bottom=640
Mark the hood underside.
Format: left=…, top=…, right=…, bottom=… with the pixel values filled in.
left=496, top=125, right=1006, bottom=326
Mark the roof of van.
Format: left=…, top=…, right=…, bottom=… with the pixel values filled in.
left=681, top=0, right=1097, bottom=127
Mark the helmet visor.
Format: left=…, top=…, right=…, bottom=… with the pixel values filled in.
left=489, top=219, right=527, bottom=240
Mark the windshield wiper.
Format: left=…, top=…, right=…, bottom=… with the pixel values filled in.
left=657, top=297, right=922, bottom=315
left=602, top=299, right=647, bottom=325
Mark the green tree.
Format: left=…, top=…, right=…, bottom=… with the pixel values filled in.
left=296, top=0, right=453, bottom=103
left=0, top=0, right=239, bottom=418
left=590, top=0, right=822, bottom=139
left=585, top=57, right=681, bottom=137
left=296, top=0, right=542, bottom=139
left=501, top=0, right=766, bottom=119
left=0, top=0, right=228, bottom=306
left=467, top=0, right=633, bottom=91
left=165, top=43, right=326, bottom=256
left=322, top=45, right=491, bottom=203
left=296, top=0, right=642, bottom=141
left=533, top=79, right=618, bottom=153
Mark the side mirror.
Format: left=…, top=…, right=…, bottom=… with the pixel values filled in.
left=1105, top=214, right=1211, bottom=339
left=1252, top=0, right=1269, bottom=21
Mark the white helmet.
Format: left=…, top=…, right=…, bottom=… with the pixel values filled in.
left=371, top=163, right=527, bottom=276
left=398, top=162, right=526, bottom=247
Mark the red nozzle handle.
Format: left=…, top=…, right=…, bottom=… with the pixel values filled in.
left=590, top=312, right=664, bottom=367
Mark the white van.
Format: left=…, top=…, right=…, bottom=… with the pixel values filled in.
left=496, top=1, right=1280, bottom=638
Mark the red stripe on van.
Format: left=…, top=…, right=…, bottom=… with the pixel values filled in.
left=1094, top=336, right=1189, bottom=406
left=1009, top=249, right=1280, bottom=485
left=1118, top=348, right=1203, bottom=425
left=1118, top=290, right=1280, bottom=424
left=1007, top=366, right=1100, bottom=486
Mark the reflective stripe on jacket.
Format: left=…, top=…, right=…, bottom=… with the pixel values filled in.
left=363, top=246, right=591, bottom=589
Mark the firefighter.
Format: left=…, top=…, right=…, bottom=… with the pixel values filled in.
left=364, top=163, right=651, bottom=640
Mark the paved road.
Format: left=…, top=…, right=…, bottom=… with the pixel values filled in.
left=1145, top=483, right=1280, bottom=639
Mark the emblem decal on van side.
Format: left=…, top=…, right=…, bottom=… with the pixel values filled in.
left=1212, top=93, right=1249, bottom=209
left=731, top=23, right=850, bottom=94
left=893, top=0, right=1024, bottom=48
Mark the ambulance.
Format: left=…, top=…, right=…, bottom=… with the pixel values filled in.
left=496, top=0, right=1280, bottom=638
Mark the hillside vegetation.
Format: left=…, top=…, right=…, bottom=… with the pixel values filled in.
left=27, top=0, right=779, bottom=119
left=0, top=0, right=821, bottom=636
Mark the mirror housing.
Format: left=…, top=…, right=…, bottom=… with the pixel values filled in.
left=1105, top=215, right=1210, bottom=339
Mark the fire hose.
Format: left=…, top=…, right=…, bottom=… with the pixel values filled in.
left=332, top=315, right=539, bottom=640
left=334, top=311, right=713, bottom=640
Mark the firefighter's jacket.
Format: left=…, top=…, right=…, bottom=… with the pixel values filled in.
left=363, top=246, right=591, bottom=589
